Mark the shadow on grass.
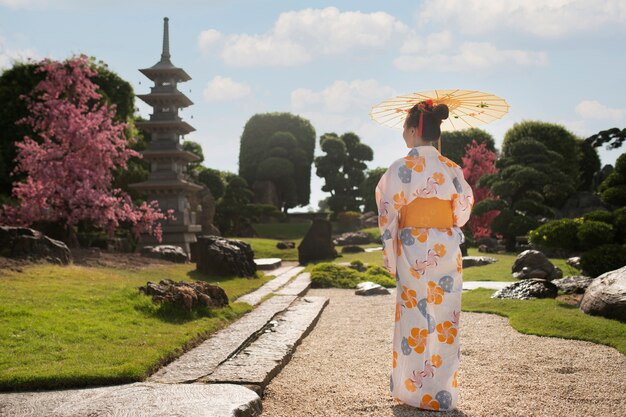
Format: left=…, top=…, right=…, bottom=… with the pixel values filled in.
left=185, top=268, right=263, bottom=283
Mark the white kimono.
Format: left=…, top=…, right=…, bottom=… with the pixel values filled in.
left=376, top=145, right=474, bottom=411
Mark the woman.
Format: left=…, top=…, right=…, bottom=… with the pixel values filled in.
left=376, top=100, right=474, bottom=411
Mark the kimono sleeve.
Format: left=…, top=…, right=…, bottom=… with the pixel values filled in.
left=375, top=167, right=400, bottom=276
left=452, top=166, right=475, bottom=228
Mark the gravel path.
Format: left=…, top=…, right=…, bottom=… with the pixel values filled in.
left=261, top=288, right=626, bottom=417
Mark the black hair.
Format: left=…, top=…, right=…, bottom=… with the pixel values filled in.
left=405, top=101, right=450, bottom=141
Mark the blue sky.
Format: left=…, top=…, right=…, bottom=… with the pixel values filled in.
left=1, top=0, right=625, bottom=210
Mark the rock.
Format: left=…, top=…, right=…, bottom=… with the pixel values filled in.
left=298, top=219, right=338, bottom=265
left=333, top=231, right=371, bottom=246
left=355, top=281, right=391, bottom=296
left=276, top=241, right=296, bottom=250
left=139, top=279, right=229, bottom=312
left=553, top=275, right=595, bottom=294
left=567, top=256, right=582, bottom=270
left=491, top=279, right=559, bottom=300
left=192, top=235, right=257, bottom=277
left=359, top=211, right=378, bottom=228
left=0, top=226, right=71, bottom=265
left=141, top=245, right=188, bottom=263
left=579, top=265, right=626, bottom=322
left=462, top=256, right=497, bottom=268
left=557, top=191, right=610, bottom=219
left=189, top=185, right=219, bottom=236
left=341, top=245, right=365, bottom=254
left=512, top=250, right=561, bottom=281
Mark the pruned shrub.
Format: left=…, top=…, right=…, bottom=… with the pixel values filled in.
left=580, top=244, right=626, bottom=277
left=310, top=262, right=394, bottom=288
left=528, top=218, right=579, bottom=251
left=577, top=220, right=615, bottom=251
left=582, top=210, right=614, bottom=225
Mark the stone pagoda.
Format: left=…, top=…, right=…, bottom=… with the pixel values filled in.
left=130, top=17, right=202, bottom=254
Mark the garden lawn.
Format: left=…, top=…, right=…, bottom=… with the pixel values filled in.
left=0, top=263, right=273, bottom=391
left=336, top=246, right=578, bottom=282
left=239, top=238, right=300, bottom=261
left=462, top=288, right=626, bottom=355
left=252, top=222, right=311, bottom=240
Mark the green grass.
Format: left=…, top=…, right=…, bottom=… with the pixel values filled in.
left=0, top=263, right=273, bottom=392
left=462, top=288, right=626, bottom=355
left=239, top=237, right=300, bottom=261
left=334, top=245, right=579, bottom=282
left=252, top=222, right=311, bottom=240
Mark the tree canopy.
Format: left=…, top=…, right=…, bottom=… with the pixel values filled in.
left=0, top=57, right=135, bottom=197
left=315, top=132, right=373, bottom=214
left=439, top=128, right=496, bottom=166
left=238, top=113, right=315, bottom=212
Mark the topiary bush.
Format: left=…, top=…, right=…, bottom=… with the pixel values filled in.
left=614, top=207, right=626, bottom=243
left=310, top=262, right=394, bottom=288
left=337, top=211, right=362, bottom=232
left=528, top=218, right=579, bottom=251
left=576, top=220, right=615, bottom=251
left=580, top=244, right=626, bottom=277
left=582, top=210, right=614, bottom=225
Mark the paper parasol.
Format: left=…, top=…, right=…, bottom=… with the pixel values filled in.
left=369, top=89, right=510, bottom=131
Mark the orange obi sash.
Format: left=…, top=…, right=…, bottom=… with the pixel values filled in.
left=399, top=197, right=453, bottom=229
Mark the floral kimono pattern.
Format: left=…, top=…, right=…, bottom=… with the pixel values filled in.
left=376, top=145, right=474, bottom=411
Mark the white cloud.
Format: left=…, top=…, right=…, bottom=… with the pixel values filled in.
left=198, top=7, right=409, bottom=67
left=575, top=100, right=626, bottom=121
left=400, top=31, right=453, bottom=55
left=291, top=79, right=396, bottom=114
left=197, top=29, right=223, bottom=52
left=394, top=42, right=547, bottom=71
left=202, top=76, right=251, bottom=102
left=0, top=0, right=53, bottom=9
left=0, top=36, right=40, bottom=69
left=417, top=0, right=626, bottom=37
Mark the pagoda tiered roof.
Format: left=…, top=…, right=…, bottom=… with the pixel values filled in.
left=137, top=89, right=193, bottom=108
left=135, top=119, right=195, bottom=135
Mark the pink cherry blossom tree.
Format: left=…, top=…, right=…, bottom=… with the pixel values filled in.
left=462, top=140, right=499, bottom=239
left=0, top=55, right=172, bottom=242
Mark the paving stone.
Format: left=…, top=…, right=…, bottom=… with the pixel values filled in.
left=253, top=258, right=282, bottom=270
left=201, top=296, right=329, bottom=393
left=462, top=281, right=512, bottom=291
left=0, top=383, right=262, bottom=417
left=274, top=272, right=311, bottom=296
left=149, top=295, right=297, bottom=384
left=236, top=266, right=304, bottom=306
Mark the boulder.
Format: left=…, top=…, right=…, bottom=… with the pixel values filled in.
left=512, top=250, right=562, bottom=281
left=192, top=235, right=257, bottom=277
left=298, top=219, right=338, bottom=265
left=276, top=241, right=296, bottom=250
left=341, top=245, right=365, bottom=254
left=557, top=191, right=609, bottom=219
left=333, top=231, right=371, bottom=246
left=355, top=281, right=390, bottom=296
left=139, top=279, right=229, bottom=312
left=462, top=256, right=497, bottom=268
left=359, top=211, right=378, bottom=228
left=553, top=275, right=594, bottom=294
left=566, top=257, right=582, bottom=270
left=579, top=265, right=626, bottom=322
left=141, top=245, right=188, bottom=263
left=491, top=279, right=559, bottom=300
left=0, top=226, right=71, bottom=265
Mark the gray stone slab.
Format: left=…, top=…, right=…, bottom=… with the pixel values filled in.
left=253, top=258, right=282, bottom=270
left=364, top=246, right=382, bottom=252
left=201, top=296, right=329, bottom=393
left=235, top=266, right=304, bottom=306
left=149, top=295, right=297, bottom=384
left=463, top=281, right=512, bottom=291
left=0, top=383, right=261, bottom=417
left=274, top=272, right=311, bottom=296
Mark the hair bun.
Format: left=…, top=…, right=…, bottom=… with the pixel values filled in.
left=432, top=104, right=449, bottom=120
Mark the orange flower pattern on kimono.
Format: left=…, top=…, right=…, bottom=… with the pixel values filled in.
left=376, top=146, right=474, bottom=411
